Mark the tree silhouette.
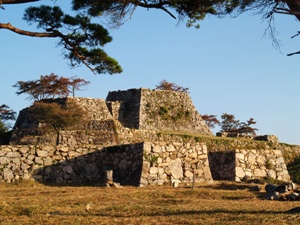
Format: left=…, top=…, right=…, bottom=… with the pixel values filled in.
left=13, top=73, right=90, bottom=100
left=155, top=80, right=189, bottom=93
left=202, top=114, right=220, bottom=129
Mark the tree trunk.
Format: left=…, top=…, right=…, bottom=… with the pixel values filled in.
left=285, top=0, right=300, bottom=21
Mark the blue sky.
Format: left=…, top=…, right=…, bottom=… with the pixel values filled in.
left=1, top=1, right=300, bottom=145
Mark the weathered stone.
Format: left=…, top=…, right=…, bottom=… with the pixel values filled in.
left=203, top=167, right=212, bottom=180
left=24, top=159, right=33, bottom=165
left=184, top=170, right=193, bottom=178
left=273, top=150, right=282, bottom=155
left=63, top=165, right=73, bottom=174
left=149, top=167, right=158, bottom=174
left=247, top=154, right=256, bottom=164
left=236, top=167, right=245, bottom=178
left=27, top=154, right=35, bottom=160
left=169, top=158, right=183, bottom=179
left=19, top=146, right=29, bottom=154
left=0, top=157, right=9, bottom=165
left=21, top=163, right=31, bottom=170
left=6, top=152, right=21, bottom=158
left=257, top=155, right=266, bottom=165
left=60, top=146, right=69, bottom=152
left=188, top=152, right=197, bottom=159
left=236, top=153, right=244, bottom=161
left=12, top=158, right=20, bottom=165
left=253, top=169, right=263, bottom=177
left=3, top=168, right=14, bottom=180
left=267, top=169, right=277, bottom=179
left=142, top=161, right=150, bottom=177
left=276, top=157, right=285, bottom=164
left=152, top=146, right=161, bottom=153
left=166, top=146, right=176, bottom=152
left=143, top=142, right=151, bottom=153
left=37, top=150, right=48, bottom=157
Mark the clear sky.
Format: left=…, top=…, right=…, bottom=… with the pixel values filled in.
left=1, top=0, right=300, bottom=145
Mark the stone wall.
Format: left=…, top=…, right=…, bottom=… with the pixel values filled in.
left=141, top=141, right=212, bottom=186
left=106, top=88, right=212, bottom=135
left=209, top=148, right=290, bottom=182
left=0, top=144, right=144, bottom=185
left=139, top=89, right=212, bottom=135
left=0, top=139, right=291, bottom=185
left=10, top=89, right=212, bottom=146
left=106, top=89, right=141, bottom=129
left=0, top=139, right=213, bottom=186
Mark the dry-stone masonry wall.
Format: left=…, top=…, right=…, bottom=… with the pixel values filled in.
left=0, top=140, right=212, bottom=186
left=209, top=148, right=290, bottom=182
left=141, top=141, right=213, bottom=186
left=11, top=89, right=212, bottom=146
left=106, top=88, right=212, bottom=135
left=0, top=139, right=292, bottom=185
left=0, top=144, right=143, bottom=185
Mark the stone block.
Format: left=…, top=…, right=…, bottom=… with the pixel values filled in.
left=253, top=169, right=263, bottom=177
left=276, top=157, right=285, bottom=164
left=188, top=152, right=197, bottom=159
left=236, top=167, right=245, bottom=178
left=184, top=170, right=193, bottom=178
left=170, top=158, right=183, bottom=179
left=149, top=167, right=158, bottom=174
left=166, top=146, right=176, bottom=152
left=37, top=150, right=48, bottom=157
left=19, top=146, right=29, bottom=154
left=0, top=157, right=9, bottom=165
left=44, top=157, right=54, bottom=166
left=3, top=168, right=14, bottom=180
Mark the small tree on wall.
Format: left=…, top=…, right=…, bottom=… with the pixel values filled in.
left=13, top=73, right=90, bottom=100
left=202, top=114, right=220, bottom=129
left=203, top=113, right=258, bottom=137
left=220, top=113, right=258, bottom=136
left=155, top=80, right=189, bottom=93
left=27, top=100, right=86, bottom=144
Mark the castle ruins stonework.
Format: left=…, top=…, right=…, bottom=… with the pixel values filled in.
left=0, top=88, right=293, bottom=185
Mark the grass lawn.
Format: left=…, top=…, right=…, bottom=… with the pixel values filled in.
left=0, top=181, right=299, bottom=225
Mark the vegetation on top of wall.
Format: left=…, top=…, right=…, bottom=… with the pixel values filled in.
left=155, top=130, right=299, bottom=153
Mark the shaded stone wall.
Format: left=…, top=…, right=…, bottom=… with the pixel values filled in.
left=0, top=140, right=213, bottom=186
left=209, top=149, right=290, bottom=182
left=0, top=144, right=144, bottom=185
left=0, top=142, right=291, bottom=185
left=106, top=89, right=142, bottom=129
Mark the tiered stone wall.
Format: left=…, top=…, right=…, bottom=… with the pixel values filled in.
left=0, top=137, right=292, bottom=185
left=209, top=148, right=290, bottom=182
left=11, top=89, right=212, bottom=146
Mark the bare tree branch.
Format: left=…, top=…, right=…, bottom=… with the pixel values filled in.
left=287, top=50, right=300, bottom=56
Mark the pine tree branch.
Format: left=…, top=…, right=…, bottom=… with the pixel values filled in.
left=0, top=22, right=61, bottom=37
left=0, top=0, right=38, bottom=4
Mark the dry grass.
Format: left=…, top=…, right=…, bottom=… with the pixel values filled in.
left=0, top=181, right=300, bottom=225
